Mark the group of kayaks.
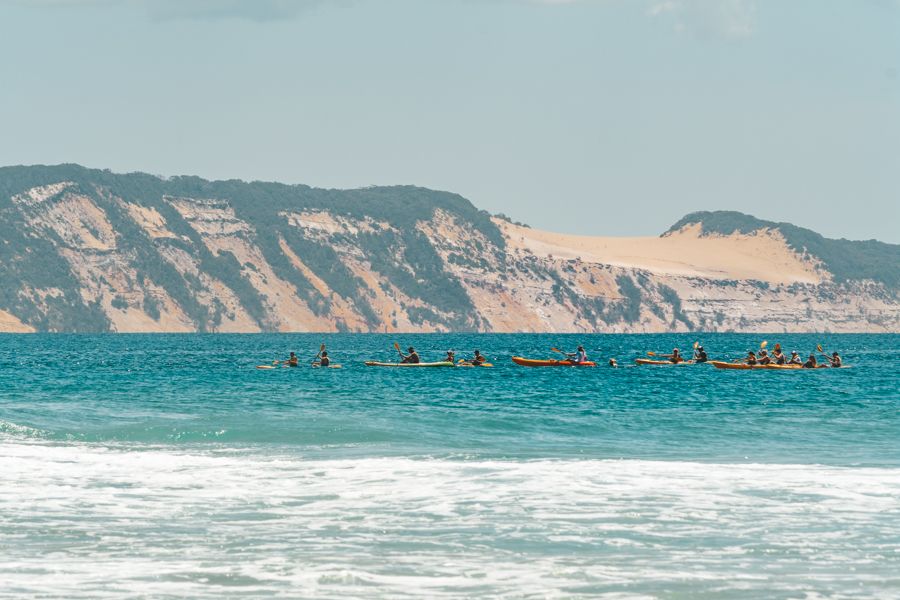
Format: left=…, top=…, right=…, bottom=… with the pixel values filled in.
left=259, top=341, right=845, bottom=371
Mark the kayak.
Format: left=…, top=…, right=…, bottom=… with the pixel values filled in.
left=256, top=365, right=278, bottom=370
left=364, top=361, right=456, bottom=368
left=511, top=357, right=596, bottom=367
left=634, top=358, right=694, bottom=366
left=710, top=361, right=807, bottom=370
left=457, top=362, right=494, bottom=368
left=312, top=364, right=343, bottom=369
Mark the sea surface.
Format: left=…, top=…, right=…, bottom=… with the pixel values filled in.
left=1, top=333, right=898, bottom=598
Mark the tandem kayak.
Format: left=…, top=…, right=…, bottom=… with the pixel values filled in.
left=364, top=361, right=456, bottom=367
left=511, top=357, right=596, bottom=367
left=634, top=358, right=694, bottom=366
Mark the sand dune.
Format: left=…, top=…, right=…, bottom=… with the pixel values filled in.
left=499, top=221, right=823, bottom=285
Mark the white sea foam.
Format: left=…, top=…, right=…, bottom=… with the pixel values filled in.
left=1, top=441, right=898, bottom=598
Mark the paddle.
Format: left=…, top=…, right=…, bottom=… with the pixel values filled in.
left=550, top=347, right=566, bottom=355
left=311, top=343, right=325, bottom=366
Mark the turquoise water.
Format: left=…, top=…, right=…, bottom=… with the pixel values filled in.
left=1, top=333, right=898, bottom=598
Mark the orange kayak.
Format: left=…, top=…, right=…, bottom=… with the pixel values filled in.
left=511, top=357, right=596, bottom=367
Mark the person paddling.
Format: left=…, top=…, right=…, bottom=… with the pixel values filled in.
left=445, top=350, right=456, bottom=363
left=566, top=345, right=588, bottom=364
left=314, top=350, right=331, bottom=367
left=745, top=351, right=758, bottom=366
left=826, top=351, right=842, bottom=368
left=668, top=348, right=684, bottom=364
left=757, top=349, right=772, bottom=365
left=400, top=346, right=420, bottom=364
left=788, top=351, right=802, bottom=365
left=280, top=352, right=299, bottom=367
left=693, top=345, right=708, bottom=363
left=772, top=346, right=786, bottom=365
left=462, top=350, right=487, bottom=366
left=608, top=358, right=618, bottom=368
left=802, top=354, right=818, bottom=369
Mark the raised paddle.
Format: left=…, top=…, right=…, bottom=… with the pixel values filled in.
left=760, top=340, right=768, bottom=350
left=550, top=347, right=566, bottom=355
left=394, top=341, right=404, bottom=361
left=311, top=343, right=325, bottom=365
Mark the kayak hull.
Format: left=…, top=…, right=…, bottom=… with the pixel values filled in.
left=635, top=358, right=693, bottom=366
left=457, top=363, right=494, bottom=368
left=511, top=357, right=596, bottom=367
left=364, top=361, right=456, bottom=368
left=710, top=361, right=805, bottom=370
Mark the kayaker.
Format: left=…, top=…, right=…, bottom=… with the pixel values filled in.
left=608, top=358, right=618, bottom=368
left=745, top=351, right=758, bottom=366
left=285, top=352, right=299, bottom=367
left=467, top=350, right=487, bottom=366
left=827, top=351, right=842, bottom=368
left=757, top=350, right=772, bottom=366
left=669, top=348, right=684, bottom=364
left=693, top=346, right=708, bottom=363
left=788, top=351, right=802, bottom=365
left=314, top=351, right=330, bottom=367
left=772, top=347, right=786, bottom=365
left=400, top=347, right=420, bottom=364
left=566, top=346, right=588, bottom=364
left=445, top=350, right=456, bottom=363
left=802, top=354, right=818, bottom=369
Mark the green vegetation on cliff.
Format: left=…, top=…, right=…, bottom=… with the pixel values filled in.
left=0, top=164, right=502, bottom=332
left=668, top=211, right=900, bottom=289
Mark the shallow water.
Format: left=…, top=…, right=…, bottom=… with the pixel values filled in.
left=1, top=333, right=898, bottom=598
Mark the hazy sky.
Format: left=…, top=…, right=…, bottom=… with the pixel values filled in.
left=1, top=0, right=898, bottom=241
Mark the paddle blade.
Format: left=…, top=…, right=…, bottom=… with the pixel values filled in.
left=394, top=342, right=401, bottom=352
left=647, top=351, right=656, bottom=357
left=760, top=340, right=768, bottom=350
left=320, top=343, right=326, bottom=352
left=817, top=344, right=823, bottom=353
left=693, top=341, right=699, bottom=349
left=550, top=347, right=565, bottom=355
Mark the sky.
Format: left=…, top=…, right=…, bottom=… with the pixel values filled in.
left=0, top=0, right=898, bottom=242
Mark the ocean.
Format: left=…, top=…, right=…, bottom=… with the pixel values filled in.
left=1, top=333, right=898, bottom=598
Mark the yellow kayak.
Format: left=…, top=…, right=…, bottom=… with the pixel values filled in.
left=635, top=358, right=694, bottom=366
left=364, top=361, right=456, bottom=368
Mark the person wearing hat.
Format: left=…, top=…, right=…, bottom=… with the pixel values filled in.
left=400, top=346, right=420, bottom=364
left=757, top=349, right=772, bottom=365
left=668, top=348, right=684, bottom=364
left=566, top=345, right=588, bottom=365
left=788, top=351, right=802, bottom=365
left=693, top=345, right=708, bottom=363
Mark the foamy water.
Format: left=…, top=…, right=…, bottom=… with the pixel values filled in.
left=2, top=440, right=899, bottom=598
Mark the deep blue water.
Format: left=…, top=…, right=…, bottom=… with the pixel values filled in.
left=1, top=333, right=898, bottom=598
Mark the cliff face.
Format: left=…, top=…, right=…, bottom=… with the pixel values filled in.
left=0, top=165, right=897, bottom=333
